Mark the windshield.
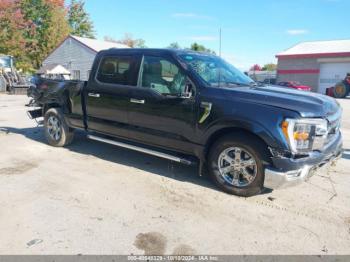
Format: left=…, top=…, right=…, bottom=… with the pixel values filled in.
left=0, top=56, right=11, bottom=68
left=178, top=53, right=254, bottom=87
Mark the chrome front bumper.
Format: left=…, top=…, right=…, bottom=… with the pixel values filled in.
left=264, top=151, right=342, bottom=189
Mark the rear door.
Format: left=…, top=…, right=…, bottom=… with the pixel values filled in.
left=85, top=54, right=139, bottom=138
left=127, top=53, right=198, bottom=153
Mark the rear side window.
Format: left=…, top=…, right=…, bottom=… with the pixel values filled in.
left=97, top=56, right=133, bottom=85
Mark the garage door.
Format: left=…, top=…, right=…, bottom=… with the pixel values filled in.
left=319, top=63, right=350, bottom=94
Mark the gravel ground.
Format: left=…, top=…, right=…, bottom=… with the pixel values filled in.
left=0, top=94, right=349, bottom=255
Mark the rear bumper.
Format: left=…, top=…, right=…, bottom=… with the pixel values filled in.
left=264, top=133, right=343, bottom=189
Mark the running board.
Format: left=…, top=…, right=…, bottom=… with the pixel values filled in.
left=87, top=135, right=194, bottom=165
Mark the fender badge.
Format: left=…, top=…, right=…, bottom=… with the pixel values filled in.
left=199, top=102, right=213, bottom=124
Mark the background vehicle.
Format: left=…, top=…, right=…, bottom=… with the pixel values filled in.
left=278, top=81, right=312, bottom=91
left=27, top=49, right=343, bottom=196
left=330, top=74, right=350, bottom=98
left=263, top=78, right=277, bottom=85
left=0, top=55, right=31, bottom=94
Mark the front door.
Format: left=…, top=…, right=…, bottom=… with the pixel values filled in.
left=128, top=54, right=198, bottom=153
left=85, top=54, right=138, bottom=138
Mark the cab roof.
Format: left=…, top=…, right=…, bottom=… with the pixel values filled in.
left=100, top=48, right=217, bottom=57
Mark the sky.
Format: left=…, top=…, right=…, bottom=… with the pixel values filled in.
left=84, top=0, right=350, bottom=70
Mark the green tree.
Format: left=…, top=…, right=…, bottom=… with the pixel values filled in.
left=105, top=33, right=146, bottom=48
left=168, top=42, right=181, bottom=49
left=68, top=0, right=95, bottom=38
left=262, top=63, right=277, bottom=71
left=189, top=42, right=215, bottom=54
left=20, top=0, right=70, bottom=69
left=0, top=0, right=29, bottom=69
left=0, top=0, right=70, bottom=71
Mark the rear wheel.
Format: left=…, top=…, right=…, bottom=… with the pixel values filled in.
left=44, top=108, right=74, bottom=147
left=208, top=134, right=269, bottom=196
left=334, top=82, right=349, bottom=98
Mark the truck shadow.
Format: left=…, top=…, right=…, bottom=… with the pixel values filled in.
left=1, top=126, right=273, bottom=195
left=0, top=126, right=218, bottom=192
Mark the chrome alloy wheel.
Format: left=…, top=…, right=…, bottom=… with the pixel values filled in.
left=218, top=147, right=257, bottom=187
left=47, top=115, right=62, bottom=141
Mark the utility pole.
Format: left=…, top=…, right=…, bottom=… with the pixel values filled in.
left=219, top=28, right=222, bottom=57
left=218, top=28, right=222, bottom=87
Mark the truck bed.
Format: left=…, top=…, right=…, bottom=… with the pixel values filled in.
left=27, top=77, right=85, bottom=106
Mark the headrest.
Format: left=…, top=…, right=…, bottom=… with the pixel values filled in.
left=144, top=58, right=162, bottom=75
left=102, top=62, right=116, bottom=75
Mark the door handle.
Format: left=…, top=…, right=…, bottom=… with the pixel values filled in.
left=88, top=93, right=100, bottom=98
left=130, top=98, right=145, bottom=104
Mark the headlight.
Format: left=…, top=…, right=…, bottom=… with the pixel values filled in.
left=281, top=118, right=328, bottom=154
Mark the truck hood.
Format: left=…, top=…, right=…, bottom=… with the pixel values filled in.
left=225, top=85, right=340, bottom=118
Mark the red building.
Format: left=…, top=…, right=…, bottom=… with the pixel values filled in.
left=276, top=39, right=350, bottom=94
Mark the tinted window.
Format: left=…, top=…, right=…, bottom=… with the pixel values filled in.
left=141, top=56, right=186, bottom=96
left=97, top=56, right=133, bottom=85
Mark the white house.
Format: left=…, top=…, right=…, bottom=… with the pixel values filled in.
left=42, top=35, right=129, bottom=81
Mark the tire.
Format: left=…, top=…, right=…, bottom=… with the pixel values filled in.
left=208, top=133, right=270, bottom=197
left=44, top=108, right=74, bottom=147
left=333, top=82, right=348, bottom=98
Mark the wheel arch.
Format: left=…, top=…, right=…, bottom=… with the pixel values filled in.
left=43, top=102, right=62, bottom=115
left=203, top=127, right=272, bottom=161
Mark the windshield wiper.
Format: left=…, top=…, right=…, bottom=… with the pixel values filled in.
left=223, top=81, right=250, bottom=87
left=211, top=81, right=250, bottom=87
left=249, top=82, right=264, bottom=87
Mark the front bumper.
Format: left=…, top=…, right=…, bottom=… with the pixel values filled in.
left=264, top=133, right=343, bottom=189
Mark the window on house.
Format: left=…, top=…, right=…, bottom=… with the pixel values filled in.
left=97, top=56, right=133, bottom=85
left=72, top=70, right=80, bottom=80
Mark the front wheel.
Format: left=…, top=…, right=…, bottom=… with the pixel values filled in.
left=44, top=108, right=74, bottom=147
left=208, top=134, right=269, bottom=197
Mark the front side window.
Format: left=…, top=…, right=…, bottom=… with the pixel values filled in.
left=97, top=56, right=133, bottom=85
left=141, top=56, right=186, bottom=96
left=178, top=53, right=253, bottom=87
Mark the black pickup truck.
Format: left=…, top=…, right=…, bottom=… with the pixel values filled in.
left=27, top=48, right=343, bottom=196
